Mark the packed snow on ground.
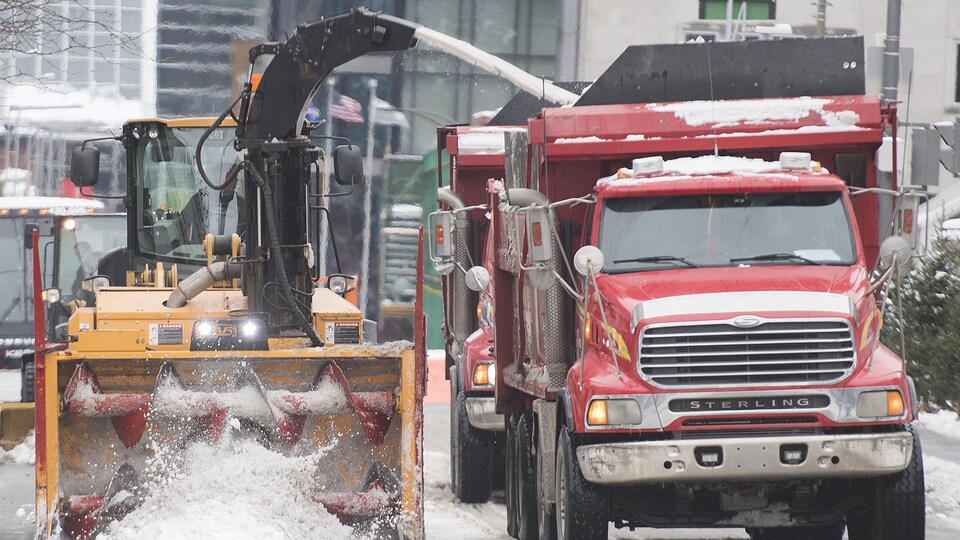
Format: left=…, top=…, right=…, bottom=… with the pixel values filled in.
left=99, top=428, right=355, bottom=540
left=0, top=430, right=35, bottom=465
left=920, top=410, right=960, bottom=531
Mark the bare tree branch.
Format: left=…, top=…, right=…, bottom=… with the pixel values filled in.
left=0, top=0, right=145, bottom=86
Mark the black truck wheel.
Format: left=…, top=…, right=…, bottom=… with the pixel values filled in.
left=555, top=429, right=608, bottom=540
left=846, top=423, right=925, bottom=540
left=537, top=422, right=557, bottom=540
left=451, top=386, right=493, bottom=503
left=515, top=414, right=538, bottom=540
left=20, top=356, right=34, bottom=403
left=506, top=415, right=519, bottom=537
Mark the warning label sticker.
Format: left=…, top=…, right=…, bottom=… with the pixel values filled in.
left=149, top=323, right=183, bottom=346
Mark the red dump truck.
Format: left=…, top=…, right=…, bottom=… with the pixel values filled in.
left=440, top=37, right=924, bottom=540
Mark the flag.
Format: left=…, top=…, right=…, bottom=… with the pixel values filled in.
left=329, top=90, right=364, bottom=124
left=372, top=97, right=409, bottom=128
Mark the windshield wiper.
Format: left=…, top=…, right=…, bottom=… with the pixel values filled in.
left=730, top=253, right=823, bottom=266
left=613, top=255, right=701, bottom=268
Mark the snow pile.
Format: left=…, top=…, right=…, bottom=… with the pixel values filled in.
left=100, top=432, right=353, bottom=540
left=647, top=96, right=860, bottom=129
left=0, top=429, right=35, bottom=465
left=325, top=340, right=414, bottom=356
left=921, top=410, right=960, bottom=531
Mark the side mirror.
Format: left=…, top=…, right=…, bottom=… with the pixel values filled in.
left=574, top=245, right=605, bottom=277
left=333, top=145, right=363, bottom=186
left=525, top=207, right=553, bottom=263
left=70, top=145, right=100, bottom=187
left=878, top=235, right=913, bottom=277
left=464, top=266, right=490, bottom=292
left=427, top=211, right=455, bottom=276
left=24, top=224, right=38, bottom=249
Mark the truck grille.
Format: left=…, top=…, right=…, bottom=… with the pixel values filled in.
left=638, top=319, right=855, bottom=388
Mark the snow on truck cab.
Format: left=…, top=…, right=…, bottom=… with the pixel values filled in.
left=447, top=36, right=924, bottom=540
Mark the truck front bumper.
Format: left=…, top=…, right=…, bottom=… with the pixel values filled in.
left=465, top=397, right=504, bottom=431
left=576, top=431, right=912, bottom=485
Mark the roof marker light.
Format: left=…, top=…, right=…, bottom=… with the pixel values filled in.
left=632, top=156, right=664, bottom=175
left=780, top=152, right=812, bottom=170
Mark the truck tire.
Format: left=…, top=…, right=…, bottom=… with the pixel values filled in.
left=506, top=415, right=519, bottom=537
left=515, top=414, right=538, bottom=540
left=20, top=356, right=34, bottom=403
left=846, top=423, right=925, bottom=540
left=450, top=385, right=492, bottom=503
left=555, top=429, right=608, bottom=540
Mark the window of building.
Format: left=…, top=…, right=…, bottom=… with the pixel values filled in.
left=3, top=1, right=148, bottom=99
left=699, top=0, right=775, bottom=20
left=400, top=0, right=558, bottom=154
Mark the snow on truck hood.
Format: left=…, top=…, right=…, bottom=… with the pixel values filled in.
left=596, top=265, right=863, bottom=329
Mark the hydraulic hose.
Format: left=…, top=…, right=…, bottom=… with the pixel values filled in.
left=245, top=161, right=325, bottom=347
left=195, top=89, right=248, bottom=192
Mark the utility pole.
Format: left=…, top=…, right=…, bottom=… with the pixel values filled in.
left=878, top=0, right=902, bottom=241
left=815, top=0, right=827, bottom=38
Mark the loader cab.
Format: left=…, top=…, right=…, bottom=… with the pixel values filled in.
left=124, top=118, right=245, bottom=270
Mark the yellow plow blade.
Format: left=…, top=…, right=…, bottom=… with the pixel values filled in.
left=37, top=346, right=422, bottom=539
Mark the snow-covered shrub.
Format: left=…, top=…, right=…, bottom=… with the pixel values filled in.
left=881, top=234, right=960, bottom=411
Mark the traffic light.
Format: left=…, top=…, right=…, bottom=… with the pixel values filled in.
left=934, top=117, right=960, bottom=176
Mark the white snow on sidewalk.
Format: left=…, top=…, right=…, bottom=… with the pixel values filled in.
left=920, top=411, right=960, bottom=532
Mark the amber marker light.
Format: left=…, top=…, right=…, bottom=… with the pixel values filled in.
left=887, top=391, right=905, bottom=416
left=587, top=399, right=608, bottom=426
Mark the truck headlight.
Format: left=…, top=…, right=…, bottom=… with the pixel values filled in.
left=586, top=398, right=642, bottom=426
left=472, top=362, right=495, bottom=386
left=856, top=390, right=904, bottom=418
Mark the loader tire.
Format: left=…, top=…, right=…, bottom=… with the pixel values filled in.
left=555, top=429, right=607, bottom=540
left=20, top=357, right=34, bottom=403
left=451, top=386, right=492, bottom=503
left=845, top=423, right=925, bottom=540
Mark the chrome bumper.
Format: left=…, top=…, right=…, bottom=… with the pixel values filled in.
left=576, top=431, right=912, bottom=485
left=464, top=397, right=504, bottom=431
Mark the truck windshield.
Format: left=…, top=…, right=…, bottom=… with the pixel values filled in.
left=0, top=216, right=49, bottom=323
left=58, top=215, right=126, bottom=302
left=599, top=191, right=856, bottom=273
left=135, top=126, right=243, bottom=265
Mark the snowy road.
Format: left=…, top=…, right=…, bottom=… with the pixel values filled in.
left=2, top=367, right=960, bottom=539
